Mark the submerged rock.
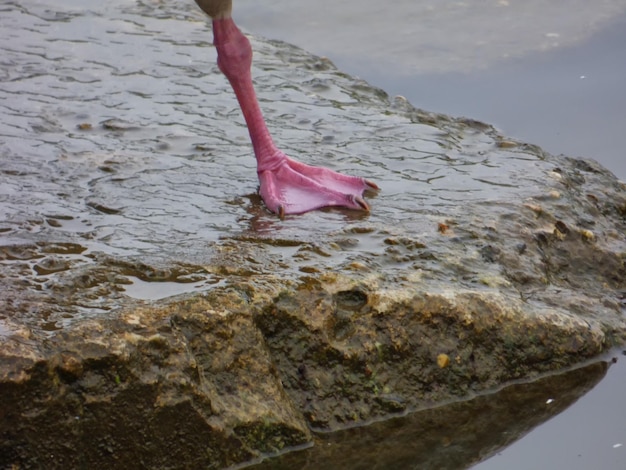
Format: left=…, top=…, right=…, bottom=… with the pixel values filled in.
left=0, top=1, right=624, bottom=468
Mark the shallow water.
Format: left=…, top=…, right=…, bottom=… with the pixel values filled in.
left=357, top=14, right=626, bottom=183
left=236, top=0, right=626, bottom=181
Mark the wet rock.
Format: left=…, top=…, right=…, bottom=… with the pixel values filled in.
left=0, top=294, right=310, bottom=469
left=0, top=1, right=625, bottom=469
left=254, top=283, right=607, bottom=429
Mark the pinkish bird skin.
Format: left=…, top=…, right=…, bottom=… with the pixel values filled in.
left=211, top=17, right=377, bottom=216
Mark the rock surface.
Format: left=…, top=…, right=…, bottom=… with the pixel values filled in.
left=1, top=1, right=625, bottom=468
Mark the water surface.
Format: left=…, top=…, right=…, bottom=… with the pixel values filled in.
left=236, top=0, right=626, bottom=180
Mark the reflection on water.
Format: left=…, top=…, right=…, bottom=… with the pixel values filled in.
left=250, top=359, right=610, bottom=470
left=473, top=352, right=626, bottom=470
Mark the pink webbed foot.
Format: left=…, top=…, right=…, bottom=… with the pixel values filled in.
left=210, top=17, right=378, bottom=216
left=258, top=153, right=378, bottom=216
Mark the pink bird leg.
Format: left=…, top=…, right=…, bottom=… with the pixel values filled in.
left=212, top=18, right=378, bottom=216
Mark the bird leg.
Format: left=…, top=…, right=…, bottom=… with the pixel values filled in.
left=212, top=17, right=377, bottom=216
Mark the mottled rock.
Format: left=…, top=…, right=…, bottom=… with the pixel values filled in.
left=0, top=1, right=625, bottom=469
left=255, top=281, right=607, bottom=429
left=1, top=294, right=310, bottom=468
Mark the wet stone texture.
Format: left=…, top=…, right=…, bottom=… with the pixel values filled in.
left=1, top=1, right=625, bottom=468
